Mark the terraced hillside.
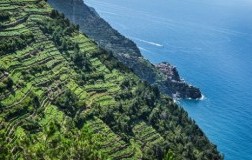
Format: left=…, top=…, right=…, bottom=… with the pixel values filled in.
left=48, top=0, right=202, bottom=100
left=0, top=0, right=222, bottom=159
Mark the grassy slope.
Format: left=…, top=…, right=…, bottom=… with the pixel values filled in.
left=0, top=0, right=222, bottom=159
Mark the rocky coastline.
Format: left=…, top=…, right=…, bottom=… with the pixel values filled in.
left=48, top=0, right=202, bottom=99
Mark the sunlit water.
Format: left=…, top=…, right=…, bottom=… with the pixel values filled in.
left=85, top=0, right=252, bottom=159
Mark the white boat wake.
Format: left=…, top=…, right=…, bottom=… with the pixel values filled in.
left=130, top=37, right=163, bottom=47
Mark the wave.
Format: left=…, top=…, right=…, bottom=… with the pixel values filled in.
left=199, top=94, right=206, bottom=101
left=138, top=47, right=151, bottom=52
left=130, top=37, right=163, bottom=47
left=99, top=10, right=119, bottom=16
left=172, top=94, right=206, bottom=102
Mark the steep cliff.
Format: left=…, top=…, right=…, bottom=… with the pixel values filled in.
left=48, top=0, right=202, bottom=99
left=0, top=0, right=222, bottom=159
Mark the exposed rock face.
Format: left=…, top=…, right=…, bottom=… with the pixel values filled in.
left=156, top=62, right=181, bottom=82
left=156, top=62, right=201, bottom=99
left=48, top=0, right=202, bottom=99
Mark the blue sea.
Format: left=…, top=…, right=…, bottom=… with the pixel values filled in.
left=84, top=0, right=252, bottom=159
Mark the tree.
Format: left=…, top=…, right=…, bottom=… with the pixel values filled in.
left=72, top=51, right=90, bottom=71
left=6, top=77, right=13, bottom=90
left=33, top=95, right=40, bottom=108
left=0, top=102, right=5, bottom=112
left=0, top=12, right=10, bottom=22
left=164, top=150, right=175, bottom=160
left=76, top=24, right=80, bottom=31
left=152, top=85, right=160, bottom=98
left=53, top=89, right=79, bottom=117
left=60, top=39, right=67, bottom=51
left=50, top=9, right=59, bottom=18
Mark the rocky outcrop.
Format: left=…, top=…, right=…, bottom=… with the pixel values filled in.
left=155, top=62, right=201, bottom=99
left=48, top=0, right=202, bottom=99
left=156, top=62, right=181, bottom=82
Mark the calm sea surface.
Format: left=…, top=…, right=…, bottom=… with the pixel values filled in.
left=85, top=0, right=252, bottom=159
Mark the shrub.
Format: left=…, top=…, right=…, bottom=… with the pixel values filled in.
left=0, top=12, right=10, bottom=22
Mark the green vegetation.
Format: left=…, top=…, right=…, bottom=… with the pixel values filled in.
left=0, top=0, right=223, bottom=159
left=0, top=32, right=34, bottom=55
left=0, top=11, right=10, bottom=22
